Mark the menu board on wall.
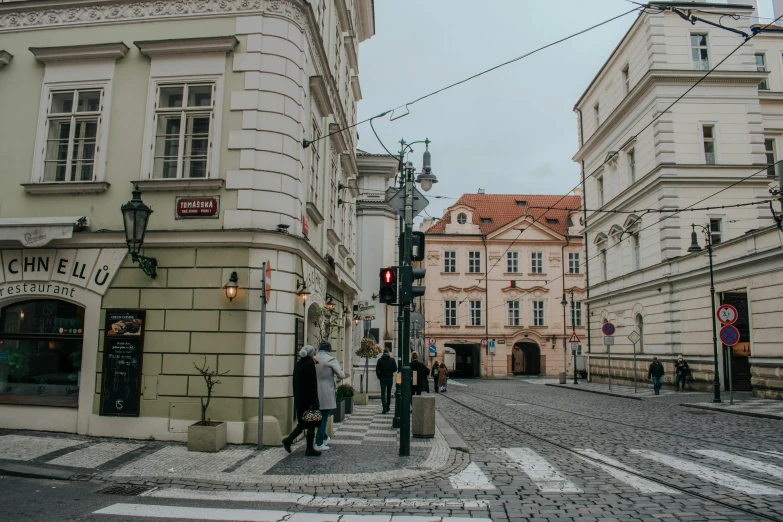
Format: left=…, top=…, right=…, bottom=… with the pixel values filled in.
left=99, top=309, right=146, bottom=417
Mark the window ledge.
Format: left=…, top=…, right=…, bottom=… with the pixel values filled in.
left=22, top=181, right=110, bottom=195
left=465, top=325, right=484, bottom=328
left=30, top=42, right=129, bottom=63
left=134, top=36, right=239, bottom=57
left=327, top=228, right=340, bottom=246
left=528, top=273, right=547, bottom=276
left=133, top=178, right=224, bottom=192
left=306, top=202, right=324, bottom=225
left=441, top=272, right=460, bottom=275
left=441, top=325, right=460, bottom=328
left=467, top=272, right=485, bottom=276
left=503, top=272, right=522, bottom=276
left=505, top=325, right=523, bottom=328
left=338, top=244, right=350, bottom=258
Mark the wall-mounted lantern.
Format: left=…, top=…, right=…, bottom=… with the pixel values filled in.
left=225, top=272, right=239, bottom=302
left=296, top=281, right=311, bottom=301
left=121, top=185, right=157, bottom=279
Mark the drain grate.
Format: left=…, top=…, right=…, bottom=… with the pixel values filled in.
left=99, top=484, right=152, bottom=496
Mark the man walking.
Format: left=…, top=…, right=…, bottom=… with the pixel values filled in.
left=674, top=357, right=690, bottom=392
left=376, top=348, right=397, bottom=413
left=648, top=357, right=665, bottom=395
left=431, top=360, right=440, bottom=394
left=314, top=340, right=346, bottom=451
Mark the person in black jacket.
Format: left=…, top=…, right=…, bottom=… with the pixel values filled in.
left=431, top=360, right=440, bottom=394
left=410, top=352, right=430, bottom=395
left=282, top=346, right=322, bottom=457
left=648, top=357, right=665, bottom=395
left=375, top=348, right=397, bottom=413
left=674, top=357, right=690, bottom=392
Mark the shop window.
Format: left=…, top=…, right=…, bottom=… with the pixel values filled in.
left=0, top=300, right=84, bottom=407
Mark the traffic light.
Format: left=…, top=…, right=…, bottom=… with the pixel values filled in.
left=401, top=266, right=426, bottom=303
left=379, top=267, right=398, bottom=305
left=398, top=232, right=426, bottom=262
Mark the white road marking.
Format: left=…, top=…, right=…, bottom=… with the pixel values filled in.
left=501, top=448, right=583, bottom=493
left=446, top=380, right=467, bottom=387
left=630, top=450, right=783, bottom=495
left=48, top=442, right=142, bottom=468
left=574, top=449, right=678, bottom=494
left=753, top=450, right=783, bottom=461
left=140, top=489, right=490, bottom=509
left=448, top=462, right=496, bottom=490
left=504, top=403, right=527, bottom=406
left=694, top=450, right=783, bottom=480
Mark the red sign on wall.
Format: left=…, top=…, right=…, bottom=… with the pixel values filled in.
left=302, top=214, right=309, bottom=236
left=175, top=196, right=220, bottom=219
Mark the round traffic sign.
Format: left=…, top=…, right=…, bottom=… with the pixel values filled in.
left=717, top=304, right=738, bottom=325
left=428, top=337, right=436, bottom=345
left=481, top=339, right=488, bottom=346
left=720, top=325, right=740, bottom=346
left=602, top=322, right=616, bottom=336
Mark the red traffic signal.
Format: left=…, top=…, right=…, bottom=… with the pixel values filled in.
left=382, top=268, right=395, bottom=285
left=379, top=267, right=398, bottom=305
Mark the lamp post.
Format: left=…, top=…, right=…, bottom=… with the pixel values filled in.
left=121, top=185, right=157, bottom=279
left=570, top=289, right=577, bottom=384
left=561, top=293, right=568, bottom=379
left=688, top=224, right=722, bottom=403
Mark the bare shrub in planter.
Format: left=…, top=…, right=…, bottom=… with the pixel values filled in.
left=188, top=357, right=230, bottom=452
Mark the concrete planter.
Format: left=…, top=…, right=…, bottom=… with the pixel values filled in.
left=343, top=397, right=353, bottom=415
left=333, top=401, right=345, bottom=423
left=187, top=421, right=227, bottom=452
left=354, top=392, right=369, bottom=405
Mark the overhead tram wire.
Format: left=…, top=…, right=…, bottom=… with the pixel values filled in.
left=303, top=7, right=644, bottom=149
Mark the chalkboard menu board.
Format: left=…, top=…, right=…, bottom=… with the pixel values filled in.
left=99, top=309, right=146, bottom=417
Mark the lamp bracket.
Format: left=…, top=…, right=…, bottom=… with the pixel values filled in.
left=131, top=253, right=158, bottom=279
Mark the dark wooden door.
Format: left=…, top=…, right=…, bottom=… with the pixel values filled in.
left=721, top=293, right=752, bottom=391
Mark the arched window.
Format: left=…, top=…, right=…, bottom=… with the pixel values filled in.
left=457, top=213, right=467, bottom=225
left=635, top=313, right=644, bottom=353
left=0, top=300, right=84, bottom=407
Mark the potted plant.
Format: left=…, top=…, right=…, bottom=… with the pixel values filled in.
left=337, top=383, right=355, bottom=415
left=187, top=357, right=230, bottom=452
left=354, top=338, right=381, bottom=405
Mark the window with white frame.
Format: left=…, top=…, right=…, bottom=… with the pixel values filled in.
left=632, top=233, right=641, bottom=271
left=532, top=301, right=545, bottom=326
left=622, top=65, right=630, bottom=95
left=444, top=251, right=456, bottom=273
left=151, top=83, right=215, bottom=179
left=568, top=252, right=580, bottom=274
left=703, top=125, right=716, bottom=164
left=709, top=218, right=722, bottom=245
left=531, top=252, right=543, bottom=274
left=690, top=34, right=709, bottom=70
left=444, top=300, right=457, bottom=326
left=507, top=251, right=519, bottom=273
left=597, top=176, right=605, bottom=206
left=468, top=251, right=481, bottom=273
left=756, top=53, right=768, bottom=90
left=507, top=300, right=520, bottom=326
left=42, top=89, right=103, bottom=182
left=600, top=248, right=608, bottom=281
left=310, top=121, right=321, bottom=207
left=469, top=300, right=482, bottom=326
left=628, top=149, right=636, bottom=183
left=765, top=138, right=776, bottom=178
left=571, top=301, right=583, bottom=327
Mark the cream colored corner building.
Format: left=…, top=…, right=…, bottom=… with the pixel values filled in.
left=0, top=0, right=374, bottom=441
left=421, top=193, right=587, bottom=379
left=574, top=1, right=783, bottom=398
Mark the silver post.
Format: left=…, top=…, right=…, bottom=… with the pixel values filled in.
left=633, top=341, right=637, bottom=393
left=257, top=262, right=267, bottom=450
left=728, top=346, right=734, bottom=405
left=608, top=343, right=612, bottom=391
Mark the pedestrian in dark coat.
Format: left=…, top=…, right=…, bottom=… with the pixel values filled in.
left=282, top=345, right=322, bottom=456
left=410, top=352, right=430, bottom=395
left=674, top=357, right=690, bottom=392
left=431, top=360, right=440, bottom=394
left=376, top=348, right=398, bottom=413
left=648, top=357, right=665, bottom=395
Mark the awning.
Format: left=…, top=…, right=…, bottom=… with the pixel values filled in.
left=0, top=216, right=89, bottom=247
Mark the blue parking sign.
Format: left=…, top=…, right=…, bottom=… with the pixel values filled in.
left=428, top=345, right=436, bottom=356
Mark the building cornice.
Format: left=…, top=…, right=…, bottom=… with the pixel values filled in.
left=350, top=74, right=362, bottom=101
left=0, top=50, right=12, bottom=67
left=354, top=0, right=374, bottom=42
left=134, top=36, right=238, bottom=56
left=309, top=75, right=333, bottom=118
left=333, top=0, right=352, bottom=35
left=344, top=35, right=358, bottom=72
left=29, top=42, right=129, bottom=62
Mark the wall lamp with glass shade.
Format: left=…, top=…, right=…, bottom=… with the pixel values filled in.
left=296, top=281, right=311, bottom=301
left=121, top=185, right=157, bottom=279
left=354, top=315, right=360, bottom=326
left=225, top=272, right=239, bottom=302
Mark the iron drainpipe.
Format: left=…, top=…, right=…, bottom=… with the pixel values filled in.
left=575, top=107, right=592, bottom=376
left=482, top=234, right=490, bottom=378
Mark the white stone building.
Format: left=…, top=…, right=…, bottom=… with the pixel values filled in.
left=574, top=1, right=783, bottom=398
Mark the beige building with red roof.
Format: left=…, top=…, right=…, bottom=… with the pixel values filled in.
left=420, top=192, right=587, bottom=378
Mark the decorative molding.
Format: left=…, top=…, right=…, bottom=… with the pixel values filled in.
left=344, top=35, right=357, bottom=71
left=309, top=75, right=333, bottom=117
left=29, top=42, right=129, bottom=62
left=438, top=285, right=461, bottom=293
left=594, top=232, right=608, bottom=244
left=135, top=35, right=238, bottom=56
left=338, top=244, right=349, bottom=258
left=350, top=74, right=362, bottom=101
left=329, top=123, right=348, bottom=154
left=608, top=224, right=624, bottom=237
left=22, top=181, right=109, bottom=195
left=305, top=202, right=323, bottom=225
left=463, top=285, right=485, bottom=293
left=133, top=178, right=224, bottom=192
left=0, top=50, right=12, bottom=67
left=333, top=0, right=351, bottom=35
left=340, top=152, right=358, bottom=180
left=327, top=228, right=340, bottom=247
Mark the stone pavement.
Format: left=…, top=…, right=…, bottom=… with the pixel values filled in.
left=685, top=397, right=783, bottom=420
left=548, top=380, right=696, bottom=400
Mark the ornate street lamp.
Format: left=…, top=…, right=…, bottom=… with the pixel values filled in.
left=415, top=139, right=438, bottom=192
left=225, top=272, right=239, bottom=302
left=688, top=224, right=722, bottom=403
left=296, top=281, right=311, bottom=302
left=121, top=185, right=157, bottom=279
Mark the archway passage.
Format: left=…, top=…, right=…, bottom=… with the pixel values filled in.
left=444, top=344, right=480, bottom=378
left=512, top=342, right=541, bottom=375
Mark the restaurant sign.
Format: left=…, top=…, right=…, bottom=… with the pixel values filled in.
left=175, top=196, right=220, bottom=219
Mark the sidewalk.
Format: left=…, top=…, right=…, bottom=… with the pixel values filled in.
left=547, top=380, right=698, bottom=400
left=0, top=400, right=468, bottom=492
left=684, top=398, right=783, bottom=420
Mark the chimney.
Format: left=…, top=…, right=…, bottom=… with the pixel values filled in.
left=419, top=218, right=434, bottom=232
left=477, top=188, right=485, bottom=194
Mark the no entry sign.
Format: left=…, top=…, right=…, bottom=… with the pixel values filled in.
left=720, top=325, right=740, bottom=347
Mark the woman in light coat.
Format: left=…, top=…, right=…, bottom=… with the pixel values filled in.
left=313, top=340, right=347, bottom=450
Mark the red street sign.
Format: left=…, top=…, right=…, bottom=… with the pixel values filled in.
left=602, top=322, right=615, bottom=336
left=569, top=333, right=581, bottom=343
left=175, top=196, right=219, bottom=219
left=720, top=325, right=740, bottom=346
left=717, top=304, right=738, bottom=325
left=264, top=262, right=273, bottom=303
left=302, top=214, right=309, bottom=236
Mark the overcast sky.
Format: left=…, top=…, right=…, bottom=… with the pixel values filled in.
left=356, top=0, right=776, bottom=221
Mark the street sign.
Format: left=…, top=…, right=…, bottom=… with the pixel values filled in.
left=717, top=304, right=739, bottom=325
left=481, top=339, right=488, bottom=346
left=497, top=339, right=506, bottom=344
left=357, top=301, right=376, bottom=320
left=429, top=345, right=436, bottom=356
left=627, top=330, right=641, bottom=344
left=602, top=323, right=616, bottom=336
left=264, top=261, right=273, bottom=303
left=428, top=337, right=436, bottom=345
left=570, top=342, right=579, bottom=351
left=386, top=186, right=429, bottom=218
left=569, top=333, right=581, bottom=343
left=604, top=336, right=615, bottom=346
left=489, top=340, right=495, bottom=349
left=720, top=325, right=740, bottom=346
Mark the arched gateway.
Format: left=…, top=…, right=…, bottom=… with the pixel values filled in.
left=512, top=341, right=541, bottom=375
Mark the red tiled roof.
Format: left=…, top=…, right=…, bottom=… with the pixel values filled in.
left=426, top=194, right=582, bottom=236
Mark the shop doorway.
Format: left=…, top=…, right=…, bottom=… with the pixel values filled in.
left=721, top=293, right=752, bottom=392
left=0, top=299, right=85, bottom=407
left=445, top=344, right=480, bottom=378
left=512, top=342, right=541, bottom=375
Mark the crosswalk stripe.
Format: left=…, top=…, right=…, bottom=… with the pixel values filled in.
left=93, top=504, right=492, bottom=522
left=630, top=450, right=783, bottom=495
left=448, top=462, right=496, bottom=490
left=574, top=449, right=679, bottom=494
left=753, top=450, right=783, bottom=461
left=693, top=450, right=783, bottom=481
left=501, top=448, right=582, bottom=493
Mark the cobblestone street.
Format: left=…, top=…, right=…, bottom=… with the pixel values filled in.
left=3, top=380, right=783, bottom=521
